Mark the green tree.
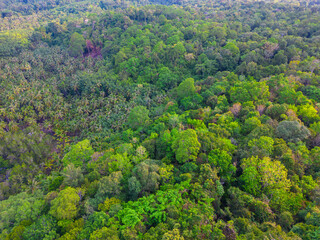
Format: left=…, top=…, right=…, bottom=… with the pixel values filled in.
left=273, top=50, right=288, bottom=65
left=291, top=223, right=319, bottom=240
left=170, top=42, right=186, bottom=64
left=276, top=121, right=310, bottom=143
left=68, top=32, right=85, bottom=57
left=22, top=215, right=58, bottom=240
left=57, top=218, right=84, bottom=240
left=49, top=187, right=81, bottom=220
left=62, top=164, right=84, bottom=187
left=298, top=104, right=320, bottom=125
left=128, top=176, right=142, bottom=200
left=180, top=94, right=203, bottom=110
left=95, top=171, right=123, bottom=204
left=302, top=85, right=320, bottom=102
left=157, top=67, right=178, bottom=90
left=162, top=228, right=184, bottom=240
left=0, top=127, right=53, bottom=168
left=229, top=80, right=270, bottom=104
left=172, top=129, right=201, bottom=164
left=208, top=149, right=236, bottom=182
left=132, top=160, right=160, bottom=194
left=247, top=136, right=274, bottom=157
left=78, top=211, right=109, bottom=239
left=62, top=139, right=94, bottom=168
left=217, top=42, right=240, bottom=71
left=127, top=106, right=150, bottom=130
left=241, top=156, right=291, bottom=198
left=278, top=211, right=294, bottom=231
left=90, top=226, right=119, bottom=240
left=266, top=104, right=288, bottom=120
left=5, top=223, right=29, bottom=240
left=0, top=191, right=44, bottom=231
left=107, top=153, right=133, bottom=176
left=176, top=78, right=196, bottom=101
left=242, top=117, right=261, bottom=135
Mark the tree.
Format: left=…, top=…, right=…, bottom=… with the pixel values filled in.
left=242, top=117, right=261, bottom=135
left=98, top=197, right=121, bottom=213
left=95, top=171, right=123, bottom=204
left=131, top=160, right=160, bottom=194
left=127, top=106, right=150, bottom=130
left=90, top=226, right=119, bottom=240
left=62, top=139, right=94, bottom=168
left=48, top=176, right=64, bottom=192
left=117, top=208, right=142, bottom=228
left=68, top=32, right=85, bottom=57
left=240, top=156, right=291, bottom=198
left=276, top=121, right=310, bottom=143
left=266, top=104, right=288, bottom=120
left=172, top=129, right=201, bottom=164
left=216, top=43, right=240, bottom=71
left=170, top=42, right=186, bottom=64
left=176, top=78, right=196, bottom=101
left=227, top=187, right=274, bottom=223
left=157, top=67, right=178, bottom=90
left=58, top=218, right=84, bottom=240
left=180, top=94, right=203, bottom=110
left=263, top=42, right=279, bottom=59
left=5, top=223, right=28, bottom=240
left=162, top=228, right=184, bottom=240
left=229, top=80, right=270, bottom=104
left=143, top=223, right=169, bottom=239
left=273, top=50, right=288, bottom=65
left=0, top=34, right=24, bottom=57
left=22, top=215, right=58, bottom=240
left=302, top=86, right=320, bottom=102
left=49, top=187, right=81, bottom=220
left=291, top=223, right=319, bottom=240
left=0, top=127, right=53, bottom=168
left=128, top=176, right=142, bottom=200
left=211, top=26, right=227, bottom=41
left=114, top=50, right=127, bottom=66
left=62, top=164, right=84, bottom=187
left=247, top=136, right=274, bottom=157
left=78, top=211, right=109, bottom=239
left=240, top=164, right=261, bottom=197
left=278, top=88, right=309, bottom=105
left=0, top=191, right=44, bottom=231
left=298, top=104, right=320, bottom=125
left=278, top=211, right=294, bottom=231
left=208, top=149, right=236, bottom=182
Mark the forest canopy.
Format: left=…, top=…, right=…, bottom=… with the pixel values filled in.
left=1, top=0, right=320, bottom=239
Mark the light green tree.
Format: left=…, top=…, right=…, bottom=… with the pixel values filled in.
left=172, top=129, right=201, bottom=164
left=176, top=78, right=196, bottom=100
left=298, top=104, right=320, bottom=124
left=62, top=139, right=94, bottom=168
left=247, top=136, right=274, bottom=157
left=90, top=226, right=119, bottom=240
left=208, top=149, right=236, bottom=182
left=68, top=32, right=86, bottom=57
left=162, top=228, right=184, bottom=240
left=241, top=156, right=291, bottom=197
left=0, top=191, right=44, bottom=231
left=49, top=187, right=81, bottom=220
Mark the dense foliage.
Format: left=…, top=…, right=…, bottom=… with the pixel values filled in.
left=1, top=0, right=320, bottom=239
